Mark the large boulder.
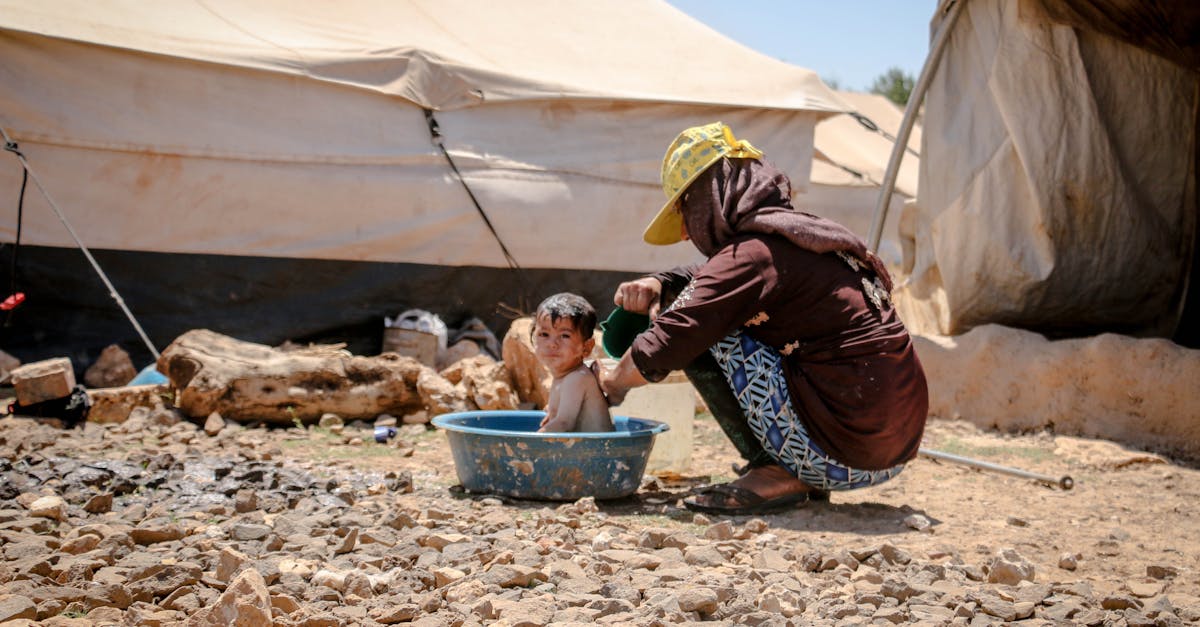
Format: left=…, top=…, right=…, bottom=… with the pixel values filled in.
left=501, top=318, right=550, bottom=408
left=442, top=355, right=519, bottom=411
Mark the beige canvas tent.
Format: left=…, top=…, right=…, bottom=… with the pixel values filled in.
left=0, top=0, right=845, bottom=365
left=899, top=0, right=1199, bottom=346
left=802, top=90, right=921, bottom=268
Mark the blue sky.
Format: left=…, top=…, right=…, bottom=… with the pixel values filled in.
left=667, top=1, right=938, bottom=92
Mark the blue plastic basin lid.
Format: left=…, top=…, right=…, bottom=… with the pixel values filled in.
left=432, top=410, right=669, bottom=439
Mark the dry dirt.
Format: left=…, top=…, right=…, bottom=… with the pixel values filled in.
left=294, top=412, right=1200, bottom=604
left=1, top=405, right=1197, bottom=625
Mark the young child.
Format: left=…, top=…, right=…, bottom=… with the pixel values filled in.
left=532, top=293, right=614, bottom=433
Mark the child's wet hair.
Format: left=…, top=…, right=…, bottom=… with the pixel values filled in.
left=533, top=293, right=597, bottom=337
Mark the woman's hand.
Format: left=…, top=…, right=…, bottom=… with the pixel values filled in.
left=598, top=365, right=628, bottom=406
left=614, top=277, right=663, bottom=319
left=598, top=352, right=649, bottom=406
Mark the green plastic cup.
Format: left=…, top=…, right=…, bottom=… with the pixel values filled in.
left=600, top=307, right=651, bottom=358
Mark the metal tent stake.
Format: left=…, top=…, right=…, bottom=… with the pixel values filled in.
left=919, top=448, right=1074, bottom=490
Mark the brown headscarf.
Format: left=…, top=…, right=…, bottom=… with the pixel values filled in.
left=679, top=157, right=893, bottom=291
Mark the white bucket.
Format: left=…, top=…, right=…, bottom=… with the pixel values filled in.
left=610, top=370, right=694, bottom=474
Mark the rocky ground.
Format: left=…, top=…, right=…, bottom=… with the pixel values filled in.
left=0, top=404, right=1196, bottom=626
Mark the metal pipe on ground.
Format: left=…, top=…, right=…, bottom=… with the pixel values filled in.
left=919, top=447, right=1074, bottom=490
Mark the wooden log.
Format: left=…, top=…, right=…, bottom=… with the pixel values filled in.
left=157, top=329, right=426, bottom=424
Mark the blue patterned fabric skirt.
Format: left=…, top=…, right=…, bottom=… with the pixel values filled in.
left=710, top=330, right=905, bottom=491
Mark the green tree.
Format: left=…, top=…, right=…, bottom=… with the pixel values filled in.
left=870, top=67, right=915, bottom=106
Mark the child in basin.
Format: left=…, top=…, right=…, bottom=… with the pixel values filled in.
left=532, top=293, right=614, bottom=433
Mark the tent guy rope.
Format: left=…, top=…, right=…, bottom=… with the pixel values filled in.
left=0, top=125, right=160, bottom=360
left=1, top=135, right=25, bottom=316
left=423, top=109, right=533, bottom=312
left=848, top=112, right=920, bottom=159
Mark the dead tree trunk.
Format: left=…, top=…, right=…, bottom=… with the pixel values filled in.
left=157, top=329, right=425, bottom=424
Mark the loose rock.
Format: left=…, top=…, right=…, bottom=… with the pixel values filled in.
left=987, top=548, right=1035, bottom=585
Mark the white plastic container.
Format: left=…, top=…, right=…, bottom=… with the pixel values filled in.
left=382, top=328, right=439, bottom=366
left=610, top=370, right=694, bottom=474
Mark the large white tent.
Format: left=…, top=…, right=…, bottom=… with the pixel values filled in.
left=0, top=0, right=845, bottom=364
left=802, top=90, right=921, bottom=268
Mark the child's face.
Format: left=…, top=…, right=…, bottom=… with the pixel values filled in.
left=532, top=313, right=594, bottom=375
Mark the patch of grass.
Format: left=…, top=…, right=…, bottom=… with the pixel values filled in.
left=309, top=426, right=339, bottom=439
left=629, top=513, right=677, bottom=527
left=296, top=444, right=399, bottom=462
left=321, top=444, right=400, bottom=458
left=279, top=435, right=406, bottom=462
left=401, top=425, right=441, bottom=442
left=278, top=439, right=307, bottom=450
left=630, top=512, right=706, bottom=530
left=932, top=436, right=1055, bottom=464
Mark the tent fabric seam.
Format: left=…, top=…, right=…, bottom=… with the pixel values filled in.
left=3, top=131, right=661, bottom=188
left=0, top=25, right=845, bottom=114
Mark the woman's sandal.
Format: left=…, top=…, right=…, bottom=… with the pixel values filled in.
left=682, top=483, right=811, bottom=515
left=729, top=462, right=831, bottom=502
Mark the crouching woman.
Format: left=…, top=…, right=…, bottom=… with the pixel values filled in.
left=600, top=122, right=928, bottom=515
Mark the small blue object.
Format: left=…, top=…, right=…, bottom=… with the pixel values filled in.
left=373, top=426, right=398, bottom=443
left=128, top=363, right=168, bottom=386
left=432, top=410, right=669, bottom=501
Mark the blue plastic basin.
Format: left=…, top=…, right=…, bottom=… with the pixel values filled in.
left=432, top=410, right=669, bottom=501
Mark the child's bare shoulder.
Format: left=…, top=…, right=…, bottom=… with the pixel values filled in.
left=563, top=365, right=601, bottom=385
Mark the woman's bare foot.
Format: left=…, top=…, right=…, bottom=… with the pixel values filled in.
left=683, top=463, right=820, bottom=514
left=729, top=463, right=815, bottom=500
